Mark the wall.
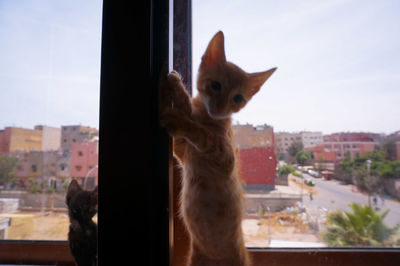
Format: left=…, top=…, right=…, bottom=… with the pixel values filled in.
left=9, top=127, right=42, bottom=153
left=309, top=141, right=378, bottom=163
left=35, top=126, right=61, bottom=151
left=238, top=147, right=277, bottom=188
left=70, top=142, right=99, bottom=186
left=0, top=191, right=67, bottom=210
left=245, top=194, right=302, bottom=213
left=233, top=124, right=274, bottom=149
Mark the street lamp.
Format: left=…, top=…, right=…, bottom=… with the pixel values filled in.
left=366, top=160, right=371, bottom=206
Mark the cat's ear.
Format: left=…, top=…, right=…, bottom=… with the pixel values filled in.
left=247, top=68, right=277, bottom=97
left=66, top=179, right=82, bottom=206
left=201, top=31, right=226, bottom=68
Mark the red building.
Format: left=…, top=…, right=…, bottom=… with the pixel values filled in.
left=323, top=132, right=383, bottom=142
left=238, top=147, right=277, bottom=190
left=308, top=141, right=378, bottom=163
left=70, top=141, right=99, bottom=189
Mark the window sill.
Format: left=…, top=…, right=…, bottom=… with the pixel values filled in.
left=249, top=248, right=400, bottom=266
left=0, top=240, right=74, bottom=265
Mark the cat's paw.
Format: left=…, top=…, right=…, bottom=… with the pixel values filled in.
left=167, top=71, right=185, bottom=92
left=168, top=70, right=183, bottom=83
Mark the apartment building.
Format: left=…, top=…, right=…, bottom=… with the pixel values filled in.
left=233, top=124, right=277, bottom=190
left=0, top=127, right=42, bottom=154
left=61, top=125, right=99, bottom=153
left=232, top=124, right=274, bottom=149
left=301, top=131, right=323, bottom=148
left=275, top=131, right=322, bottom=155
left=34, top=125, right=61, bottom=151
left=308, top=141, right=378, bottom=163
left=324, top=132, right=385, bottom=143
left=0, top=126, right=61, bottom=154
left=70, top=141, right=99, bottom=189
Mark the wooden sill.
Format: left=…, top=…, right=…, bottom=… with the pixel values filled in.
left=0, top=241, right=74, bottom=265
left=250, top=248, right=400, bottom=266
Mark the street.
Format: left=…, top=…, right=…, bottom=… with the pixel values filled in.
left=302, top=174, right=400, bottom=227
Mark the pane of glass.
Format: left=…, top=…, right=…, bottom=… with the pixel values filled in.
left=193, top=0, right=400, bottom=248
left=0, top=0, right=102, bottom=240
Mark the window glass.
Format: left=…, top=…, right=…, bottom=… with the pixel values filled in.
left=193, top=0, right=400, bottom=248
left=0, top=0, right=102, bottom=240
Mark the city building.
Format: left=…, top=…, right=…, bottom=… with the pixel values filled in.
left=61, top=125, right=99, bottom=153
left=308, top=141, right=378, bottom=163
left=238, top=147, right=277, bottom=190
left=70, top=141, right=99, bottom=189
left=0, top=125, right=61, bottom=155
left=301, top=131, right=323, bottom=149
left=233, top=124, right=277, bottom=190
left=275, top=131, right=322, bottom=155
left=275, top=132, right=301, bottom=155
left=323, top=132, right=385, bottom=143
left=0, top=127, right=42, bottom=154
left=34, top=125, right=61, bottom=151
left=233, top=124, right=274, bottom=148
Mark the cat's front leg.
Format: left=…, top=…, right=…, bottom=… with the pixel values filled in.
left=160, top=109, right=214, bottom=153
left=166, top=71, right=192, bottom=116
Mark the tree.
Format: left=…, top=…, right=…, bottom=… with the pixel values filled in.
left=381, top=140, right=397, bottom=161
left=338, top=151, right=353, bottom=184
left=295, top=150, right=312, bottom=166
left=353, top=167, right=381, bottom=207
left=0, top=153, right=18, bottom=187
left=321, top=203, right=400, bottom=247
left=288, top=141, right=303, bottom=158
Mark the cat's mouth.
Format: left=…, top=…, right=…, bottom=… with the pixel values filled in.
left=204, top=97, right=231, bottom=120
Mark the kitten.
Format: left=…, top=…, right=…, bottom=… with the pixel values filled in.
left=66, top=180, right=98, bottom=266
left=160, top=31, right=276, bottom=266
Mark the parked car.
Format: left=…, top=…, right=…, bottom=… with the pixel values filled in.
left=307, top=169, right=321, bottom=178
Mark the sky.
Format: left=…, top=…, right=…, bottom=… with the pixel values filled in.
left=0, top=0, right=399, bottom=134
left=193, top=0, right=400, bottom=134
left=0, top=0, right=102, bottom=130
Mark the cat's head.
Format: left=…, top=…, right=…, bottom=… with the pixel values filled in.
left=197, top=31, right=276, bottom=120
left=66, top=179, right=98, bottom=222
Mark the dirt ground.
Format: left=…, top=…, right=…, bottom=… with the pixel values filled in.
left=242, top=212, right=320, bottom=247
left=2, top=211, right=99, bottom=240
left=1, top=212, right=69, bottom=240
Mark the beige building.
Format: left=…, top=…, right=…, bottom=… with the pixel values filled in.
left=35, top=125, right=61, bottom=151
left=301, top=131, right=323, bottom=148
left=0, top=125, right=62, bottom=154
left=275, top=131, right=322, bottom=155
left=0, top=127, right=42, bottom=154
left=232, top=124, right=274, bottom=149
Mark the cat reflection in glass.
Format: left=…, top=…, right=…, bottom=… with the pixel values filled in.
left=66, top=180, right=98, bottom=266
left=160, top=31, right=276, bottom=266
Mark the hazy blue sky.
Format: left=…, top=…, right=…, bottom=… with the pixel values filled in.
left=0, top=0, right=399, bottom=134
left=0, top=0, right=102, bottom=129
left=193, top=0, right=400, bottom=134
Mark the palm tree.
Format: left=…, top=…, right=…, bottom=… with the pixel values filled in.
left=321, top=203, right=399, bottom=247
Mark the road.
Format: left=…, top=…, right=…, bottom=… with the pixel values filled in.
left=301, top=173, right=400, bottom=227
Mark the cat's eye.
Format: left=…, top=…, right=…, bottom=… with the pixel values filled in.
left=233, top=94, right=244, bottom=104
left=210, top=81, right=221, bottom=92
